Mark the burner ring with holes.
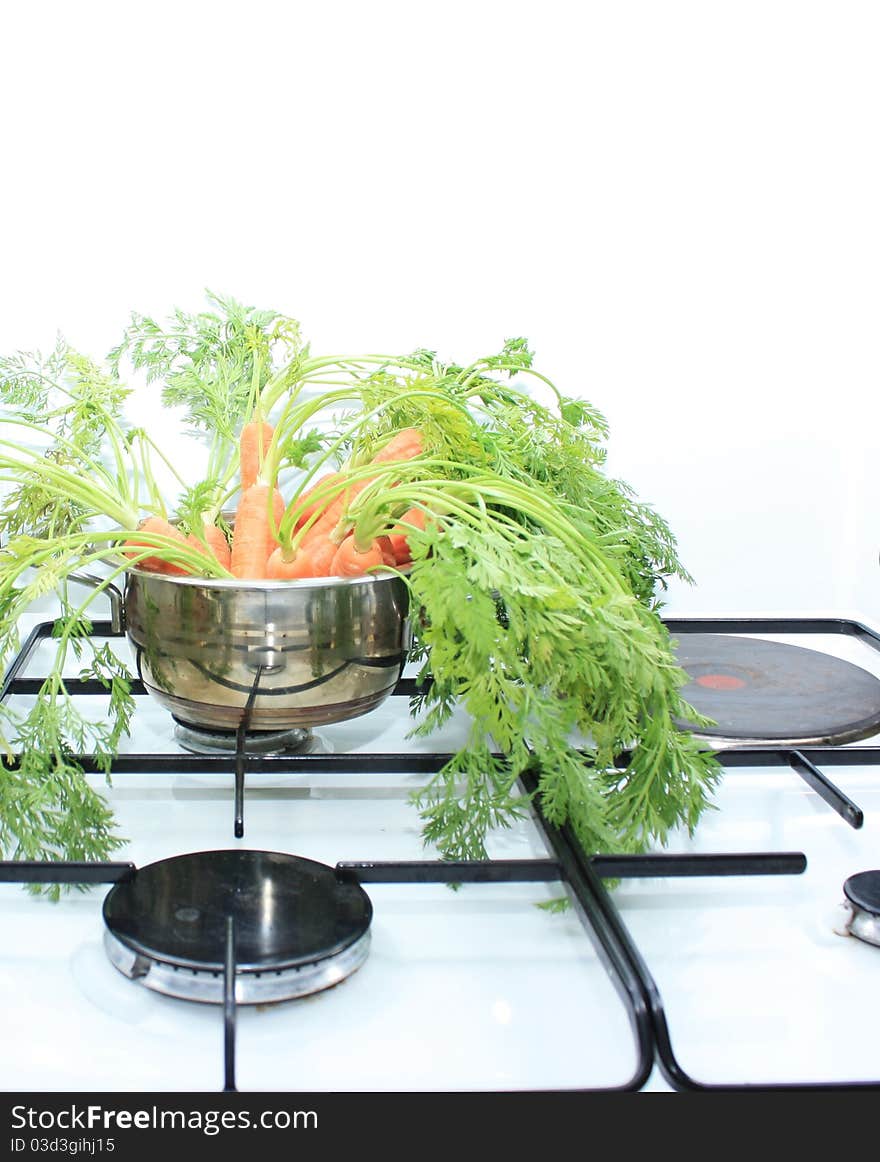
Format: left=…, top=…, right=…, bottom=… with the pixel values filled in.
left=841, top=870, right=880, bottom=948
left=102, top=850, right=372, bottom=1004
left=171, top=717, right=316, bottom=755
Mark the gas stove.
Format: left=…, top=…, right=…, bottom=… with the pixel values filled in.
left=1, top=610, right=879, bottom=1093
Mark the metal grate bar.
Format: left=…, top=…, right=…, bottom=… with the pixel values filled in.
left=336, top=859, right=563, bottom=884
left=0, top=861, right=136, bottom=884
left=590, top=852, right=807, bottom=878
left=788, top=750, right=864, bottom=828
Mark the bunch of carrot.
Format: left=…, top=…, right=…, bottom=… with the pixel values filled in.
left=125, top=421, right=429, bottom=580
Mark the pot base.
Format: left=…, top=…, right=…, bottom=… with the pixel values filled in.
left=172, top=719, right=327, bottom=756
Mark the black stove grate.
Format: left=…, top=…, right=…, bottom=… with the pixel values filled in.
left=1, top=614, right=880, bottom=1093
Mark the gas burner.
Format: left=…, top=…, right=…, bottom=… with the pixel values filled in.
left=102, top=850, right=372, bottom=1004
left=673, top=634, right=880, bottom=746
left=173, top=719, right=327, bottom=755
left=837, top=870, right=880, bottom=947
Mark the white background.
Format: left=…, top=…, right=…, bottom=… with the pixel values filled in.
left=1, top=1, right=878, bottom=621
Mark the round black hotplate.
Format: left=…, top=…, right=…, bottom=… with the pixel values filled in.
left=102, top=850, right=372, bottom=1003
left=673, top=634, right=880, bottom=745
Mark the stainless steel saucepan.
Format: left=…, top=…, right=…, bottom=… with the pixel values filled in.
left=98, top=568, right=412, bottom=745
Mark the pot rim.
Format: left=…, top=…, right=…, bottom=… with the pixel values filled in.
left=123, top=565, right=411, bottom=592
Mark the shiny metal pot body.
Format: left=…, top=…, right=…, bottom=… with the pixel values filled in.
left=123, top=569, right=412, bottom=733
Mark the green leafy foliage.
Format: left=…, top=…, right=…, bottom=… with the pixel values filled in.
left=0, top=633, right=135, bottom=898
left=402, top=494, right=718, bottom=862
left=0, top=343, right=132, bottom=542
left=0, top=291, right=722, bottom=890
left=108, top=290, right=302, bottom=441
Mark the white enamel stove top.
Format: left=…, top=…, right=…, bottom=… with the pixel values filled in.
left=1, top=612, right=879, bottom=1093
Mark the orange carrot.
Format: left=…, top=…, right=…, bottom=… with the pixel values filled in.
left=330, top=535, right=396, bottom=577
left=387, top=506, right=428, bottom=566
left=164, top=523, right=232, bottom=575
left=124, top=516, right=187, bottom=573
left=378, top=534, right=397, bottom=566
left=290, top=472, right=342, bottom=532
left=230, top=484, right=286, bottom=579
left=197, top=523, right=232, bottom=571
left=298, top=429, right=426, bottom=548
left=298, top=491, right=352, bottom=547
left=239, top=420, right=275, bottom=492
left=264, top=547, right=316, bottom=580
left=371, top=427, right=424, bottom=464
left=265, top=536, right=338, bottom=580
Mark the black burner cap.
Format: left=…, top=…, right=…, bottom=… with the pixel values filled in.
left=843, top=870, right=880, bottom=918
left=103, top=850, right=372, bottom=973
